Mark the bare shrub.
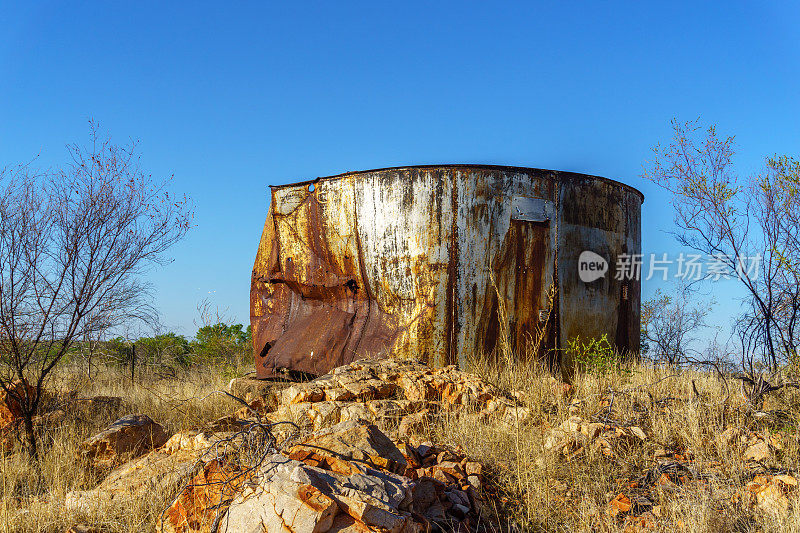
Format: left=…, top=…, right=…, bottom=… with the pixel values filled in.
left=0, top=121, right=192, bottom=459
left=644, top=119, right=800, bottom=396
left=641, top=284, right=712, bottom=366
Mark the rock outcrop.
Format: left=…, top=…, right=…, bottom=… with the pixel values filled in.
left=70, top=359, right=498, bottom=532
left=227, top=376, right=279, bottom=403
left=247, top=358, right=525, bottom=437
left=158, top=416, right=487, bottom=532
left=222, top=453, right=418, bottom=533
left=0, top=379, right=34, bottom=428
left=158, top=459, right=252, bottom=533
left=66, top=449, right=199, bottom=513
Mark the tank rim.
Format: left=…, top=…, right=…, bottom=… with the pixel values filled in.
left=271, top=164, right=644, bottom=202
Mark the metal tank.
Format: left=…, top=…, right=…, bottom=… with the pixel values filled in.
left=250, top=165, right=643, bottom=378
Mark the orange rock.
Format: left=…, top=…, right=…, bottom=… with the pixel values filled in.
left=221, top=453, right=417, bottom=533
left=756, top=482, right=790, bottom=517
left=398, top=409, right=431, bottom=439
left=596, top=438, right=614, bottom=456
left=288, top=448, right=360, bottom=476
left=288, top=419, right=408, bottom=475
left=549, top=379, right=572, bottom=398
left=464, top=462, right=482, bottom=477
left=0, top=380, right=35, bottom=428
left=435, top=461, right=463, bottom=480
left=159, top=459, right=251, bottom=533
left=608, top=493, right=631, bottom=516
left=655, top=473, right=676, bottom=487
left=744, top=440, right=771, bottom=462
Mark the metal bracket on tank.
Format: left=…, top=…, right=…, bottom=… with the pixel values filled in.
left=511, top=197, right=554, bottom=222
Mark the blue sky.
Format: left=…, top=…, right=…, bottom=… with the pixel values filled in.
left=1, top=2, right=798, bottom=341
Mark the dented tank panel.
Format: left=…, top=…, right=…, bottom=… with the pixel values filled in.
left=251, top=165, right=643, bottom=378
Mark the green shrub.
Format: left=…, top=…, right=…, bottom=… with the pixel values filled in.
left=191, top=323, right=251, bottom=366
left=137, top=333, right=192, bottom=367
left=567, top=334, right=617, bottom=375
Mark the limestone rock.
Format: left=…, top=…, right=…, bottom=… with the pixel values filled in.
left=161, top=431, right=214, bottom=455
left=398, top=409, right=431, bottom=439
left=366, top=399, right=422, bottom=420
left=288, top=419, right=407, bottom=475
left=155, top=373, right=487, bottom=533
left=282, top=384, right=326, bottom=405
left=744, top=440, right=771, bottom=462
left=66, top=450, right=198, bottom=513
left=629, top=426, right=646, bottom=441
left=158, top=459, right=252, bottom=533
left=79, top=414, right=169, bottom=469
left=756, top=482, right=790, bottom=517
left=221, top=453, right=420, bottom=533
left=560, top=416, right=583, bottom=433
left=204, top=415, right=248, bottom=433
left=581, top=422, right=605, bottom=440
left=227, top=376, right=275, bottom=401
left=307, top=401, right=343, bottom=430
left=325, top=388, right=355, bottom=402
left=773, top=474, right=798, bottom=488
left=339, top=403, right=373, bottom=424
left=266, top=358, right=514, bottom=435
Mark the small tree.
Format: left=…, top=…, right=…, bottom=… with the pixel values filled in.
left=190, top=299, right=251, bottom=366
left=0, top=122, right=192, bottom=458
left=641, top=285, right=711, bottom=366
left=645, top=119, right=800, bottom=404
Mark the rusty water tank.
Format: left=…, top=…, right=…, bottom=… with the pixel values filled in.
left=251, top=165, right=643, bottom=378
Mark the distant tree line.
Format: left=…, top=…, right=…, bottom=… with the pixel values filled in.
left=74, top=323, right=252, bottom=377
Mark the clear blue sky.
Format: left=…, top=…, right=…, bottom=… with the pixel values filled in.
left=1, top=2, right=798, bottom=341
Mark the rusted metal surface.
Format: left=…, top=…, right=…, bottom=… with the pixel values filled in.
left=251, top=165, right=643, bottom=378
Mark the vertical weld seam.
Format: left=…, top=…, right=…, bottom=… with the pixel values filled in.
left=444, top=171, right=459, bottom=366
left=259, top=187, right=289, bottom=375
left=270, top=187, right=283, bottom=277
left=554, top=177, right=561, bottom=361
left=351, top=181, right=371, bottom=359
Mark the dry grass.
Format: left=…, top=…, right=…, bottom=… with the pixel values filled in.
left=436, top=355, right=800, bottom=532
left=0, top=363, right=237, bottom=533
left=2, top=354, right=799, bottom=532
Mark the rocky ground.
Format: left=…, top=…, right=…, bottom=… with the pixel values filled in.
left=2, top=358, right=800, bottom=532
left=63, top=359, right=509, bottom=533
